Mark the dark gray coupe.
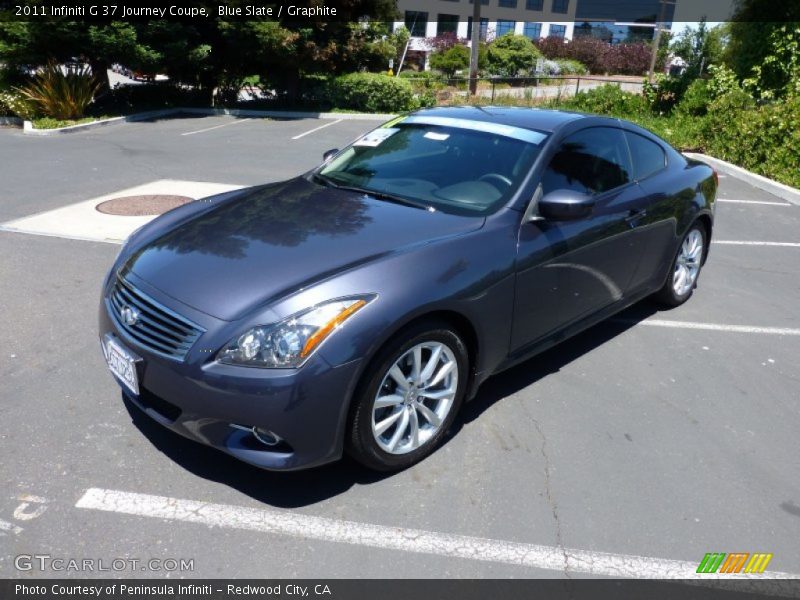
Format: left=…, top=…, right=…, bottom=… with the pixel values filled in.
left=100, top=107, right=717, bottom=471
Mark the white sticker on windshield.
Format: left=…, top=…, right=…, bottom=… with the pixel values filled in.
left=354, top=128, right=400, bottom=147
left=424, top=132, right=450, bottom=141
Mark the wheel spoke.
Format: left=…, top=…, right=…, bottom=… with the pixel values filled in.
left=374, top=408, right=404, bottom=436
left=416, top=401, right=442, bottom=427
left=388, top=365, right=409, bottom=391
left=428, top=360, right=455, bottom=388
left=419, top=386, right=454, bottom=400
left=387, top=408, right=410, bottom=451
left=675, top=267, right=687, bottom=292
left=411, top=346, right=422, bottom=384
left=419, top=345, right=443, bottom=382
left=408, top=407, right=420, bottom=449
left=374, top=394, right=403, bottom=409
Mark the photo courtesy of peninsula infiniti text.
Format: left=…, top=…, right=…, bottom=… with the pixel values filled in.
left=99, top=106, right=717, bottom=472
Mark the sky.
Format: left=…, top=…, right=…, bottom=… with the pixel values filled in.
left=670, top=22, right=722, bottom=34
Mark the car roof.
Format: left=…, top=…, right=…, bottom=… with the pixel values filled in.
left=409, top=106, right=587, bottom=134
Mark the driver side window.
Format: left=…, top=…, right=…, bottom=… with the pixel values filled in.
left=541, top=127, right=632, bottom=196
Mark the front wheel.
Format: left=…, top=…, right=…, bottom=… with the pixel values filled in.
left=347, top=322, right=468, bottom=471
left=654, top=224, right=706, bottom=307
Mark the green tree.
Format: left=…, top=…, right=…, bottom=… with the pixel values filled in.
left=486, top=33, right=542, bottom=78
left=724, top=0, right=800, bottom=85
left=429, top=44, right=470, bottom=77
left=670, top=19, right=726, bottom=77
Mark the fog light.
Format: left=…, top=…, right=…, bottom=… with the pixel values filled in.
left=252, top=427, right=282, bottom=447
left=230, top=423, right=284, bottom=448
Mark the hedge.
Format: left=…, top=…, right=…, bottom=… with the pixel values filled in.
left=329, top=73, right=417, bottom=113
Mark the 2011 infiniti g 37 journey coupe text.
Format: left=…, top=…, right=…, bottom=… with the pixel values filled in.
left=100, top=107, right=717, bottom=471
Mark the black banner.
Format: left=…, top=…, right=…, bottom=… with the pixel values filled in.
left=3, top=579, right=800, bottom=600
left=1, top=0, right=800, bottom=24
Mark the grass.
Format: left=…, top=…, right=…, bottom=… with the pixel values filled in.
left=30, top=114, right=118, bottom=129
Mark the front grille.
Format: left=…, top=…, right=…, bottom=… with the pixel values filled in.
left=107, top=276, right=204, bottom=361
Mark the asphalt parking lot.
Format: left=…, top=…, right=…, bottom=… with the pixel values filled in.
left=0, top=115, right=798, bottom=580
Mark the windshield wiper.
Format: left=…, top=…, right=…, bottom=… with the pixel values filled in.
left=312, top=173, right=341, bottom=188
left=312, top=173, right=434, bottom=211
left=338, top=185, right=434, bottom=212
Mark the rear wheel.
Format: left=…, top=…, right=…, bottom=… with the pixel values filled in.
left=347, top=321, right=468, bottom=471
left=654, top=224, right=706, bottom=307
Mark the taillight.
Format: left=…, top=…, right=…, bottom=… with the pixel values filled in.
left=712, top=168, right=719, bottom=188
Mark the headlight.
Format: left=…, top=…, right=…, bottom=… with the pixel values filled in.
left=217, top=296, right=374, bottom=368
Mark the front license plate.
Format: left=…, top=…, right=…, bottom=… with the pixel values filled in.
left=103, top=336, right=140, bottom=396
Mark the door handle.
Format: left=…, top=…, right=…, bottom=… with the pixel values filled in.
left=625, top=209, right=647, bottom=224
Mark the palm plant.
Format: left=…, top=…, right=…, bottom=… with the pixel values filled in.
left=17, top=61, right=101, bottom=120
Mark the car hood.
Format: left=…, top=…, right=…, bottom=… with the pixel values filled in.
left=124, top=177, right=484, bottom=320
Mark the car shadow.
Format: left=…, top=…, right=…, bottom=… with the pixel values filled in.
left=457, top=300, right=660, bottom=428
left=123, top=299, right=659, bottom=508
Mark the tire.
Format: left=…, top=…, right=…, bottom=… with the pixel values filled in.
left=347, top=320, right=469, bottom=472
left=654, top=223, right=707, bottom=307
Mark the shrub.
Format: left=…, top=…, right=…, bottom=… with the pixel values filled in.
left=0, top=90, right=37, bottom=119
left=676, top=78, right=712, bottom=116
left=486, top=34, right=542, bottom=78
left=706, top=64, right=741, bottom=99
left=700, top=91, right=799, bottom=188
left=604, top=43, right=652, bottom=76
left=429, top=45, right=471, bottom=78
left=560, top=84, right=649, bottom=118
left=16, top=61, right=101, bottom=120
left=553, top=59, right=588, bottom=75
left=536, top=36, right=609, bottom=74
left=91, top=83, right=209, bottom=113
left=329, top=73, right=417, bottom=113
left=643, top=74, right=692, bottom=114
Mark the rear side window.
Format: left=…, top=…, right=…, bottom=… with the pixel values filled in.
left=625, top=131, right=666, bottom=180
left=541, top=127, right=632, bottom=195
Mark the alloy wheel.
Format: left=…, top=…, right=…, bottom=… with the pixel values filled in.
left=371, top=342, right=458, bottom=455
left=673, top=229, right=703, bottom=296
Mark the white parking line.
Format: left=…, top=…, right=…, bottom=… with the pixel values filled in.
left=616, top=319, right=800, bottom=336
left=76, top=488, right=798, bottom=581
left=714, top=241, right=800, bottom=248
left=182, top=118, right=252, bottom=136
left=291, top=119, right=344, bottom=140
left=717, top=199, right=792, bottom=206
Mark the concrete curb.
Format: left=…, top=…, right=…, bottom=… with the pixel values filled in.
left=21, top=107, right=395, bottom=135
left=0, top=116, right=23, bottom=127
left=685, top=152, right=800, bottom=206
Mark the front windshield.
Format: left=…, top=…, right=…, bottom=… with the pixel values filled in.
left=317, top=120, right=547, bottom=215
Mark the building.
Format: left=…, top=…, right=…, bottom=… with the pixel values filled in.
left=393, top=0, right=670, bottom=70
left=394, top=0, right=578, bottom=69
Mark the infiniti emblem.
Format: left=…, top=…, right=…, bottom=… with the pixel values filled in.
left=120, top=305, right=140, bottom=327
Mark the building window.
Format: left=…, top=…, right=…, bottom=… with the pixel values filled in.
left=496, top=20, right=516, bottom=37
left=467, top=17, right=490, bottom=41
left=523, top=22, right=542, bottom=39
left=526, top=0, right=543, bottom=10
left=469, top=0, right=490, bottom=5
left=552, top=0, right=569, bottom=14
left=548, top=24, right=566, bottom=38
left=437, top=14, right=459, bottom=36
left=499, top=0, right=518, bottom=7
left=405, top=11, right=428, bottom=38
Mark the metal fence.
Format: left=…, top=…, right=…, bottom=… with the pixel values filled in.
left=400, top=75, right=644, bottom=102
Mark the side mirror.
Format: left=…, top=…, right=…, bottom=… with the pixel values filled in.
left=322, top=148, right=339, bottom=163
left=537, top=189, right=595, bottom=221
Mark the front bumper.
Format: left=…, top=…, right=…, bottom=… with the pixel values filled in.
left=98, top=297, right=362, bottom=471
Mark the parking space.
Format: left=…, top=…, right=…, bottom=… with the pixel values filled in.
left=0, top=115, right=798, bottom=580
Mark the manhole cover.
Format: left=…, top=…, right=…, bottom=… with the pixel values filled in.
left=95, top=194, right=194, bottom=216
